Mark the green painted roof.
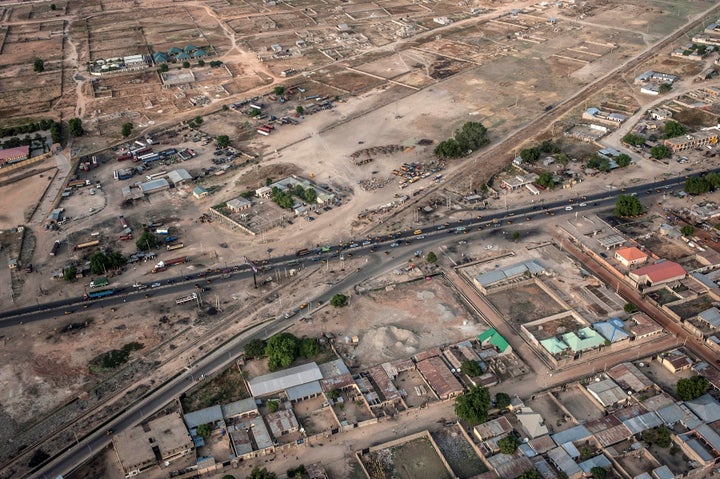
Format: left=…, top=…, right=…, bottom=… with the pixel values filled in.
left=478, top=328, right=510, bottom=353
left=540, top=337, right=567, bottom=354
left=562, top=327, right=605, bottom=352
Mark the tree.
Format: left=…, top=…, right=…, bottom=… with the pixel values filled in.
left=455, top=385, right=491, bottom=424
left=299, top=337, right=320, bottom=358
left=265, top=332, right=299, bottom=371
left=650, top=145, right=671, bottom=159
left=246, top=467, right=277, bottom=479
left=121, top=122, right=133, bottom=138
left=244, top=339, right=267, bottom=358
left=624, top=303, right=638, bottom=313
left=50, top=4, right=56, bottom=10
left=614, top=194, right=644, bottom=217
left=518, top=470, right=540, bottom=479
left=615, top=153, right=631, bottom=167
left=136, top=230, right=158, bottom=251
left=512, top=231, right=520, bottom=241
left=460, top=360, right=483, bottom=377
left=303, top=187, right=317, bottom=203
left=182, top=61, right=190, bottom=68
left=273, top=86, right=286, bottom=96
left=495, top=392, right=511, bottom=409
left=520, top=147, right=541, bottom=163
left=676, top=375, right=708, bottom=401
left=681, top=225, right=695, bottom=236
left=498, top=435, right=520, bottom=454
left=326, top=389, right=340, bottom=401
left=68, top=118, right=84, bottom=137
left=158, top=63, right=169, bottom=73
left=641, top=426, right=671, bottom=448
left=591, top=467, right=607, bottom=479
left=296, top=106, right=304, bottom=115
left=622, top=133, right=645, bottom=147
left=216, top=135, right=230, bottom=148
left=435, top=138, right=463, bottom=158
left=330, top=294, right=348, bottom=307
left=659, top=83, right=673, bottom=93
left=209, top=60, right=223, bottom=68
left=536, top=172, right=554, bottom=189
left=198, top=59, right=205, bottom=67
left=33, top=58, right=45, bottom=73
left=664, top=121, right=686, bottom=139
left=684, top=175, right=720, bottom=195
left=63, top=266, right=77, bottom=281
left=426, top=251, right=437, bottom=263
left=267, top=400, right=279, bottom=413
left=222, top=475, right=236, bottom=479
left=194, top=116, right=203, bottom=125
left=196, top=423, right=213, bottom=437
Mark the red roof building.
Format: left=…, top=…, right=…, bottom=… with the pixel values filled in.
left=614, top=247, right=648, bottom=268
left=629, top=260, right=685, bottom=286
left=0, top=145, right=30, bottom=165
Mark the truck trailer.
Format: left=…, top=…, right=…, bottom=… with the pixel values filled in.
left=89, top=277, right=109, bottom=289
left=83, top=289, right=114, bottom=300
left=74, top=240, right=100, bottom=251
left=167, top=243, right=184, bottom=251
left=175, top=292, right=198, bottom=305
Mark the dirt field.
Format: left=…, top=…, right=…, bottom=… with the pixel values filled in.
left=555, top=385, right=604, bottom=423
left=431, top=426, right=487, bottom=479
left=487, top=282, right=566, bottom=324
left=360, top=436, right=452, bottom=479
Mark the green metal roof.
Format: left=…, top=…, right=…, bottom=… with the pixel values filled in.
left=540, top=337, right=567, bottom=354
left=478, top=328, right=510, bottom=353
left=562, top=327, right=605, bottom=352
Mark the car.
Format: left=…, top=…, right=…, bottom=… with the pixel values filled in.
left=151, top=282, right=161, bottom=288
left=416, top=235, right=426, bottom=240
left=437, top=225, right=446, bottom=230
left=362, top=240, right=372, bottom=246
left=306, top=216, right=315, bottom=222
left=390, top=242, right=400, bottom=248
left=458, top=240, right=468, bottom=245
left=579, top=203, right=587, bottom=207
left=349, top=243, right=359, bottom=248
left=565, top=206, right=573, bottom=211
left=413, top=229, right=423, bottom=235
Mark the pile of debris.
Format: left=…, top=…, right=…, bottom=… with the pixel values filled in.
left=350, top=144, right=406, bottom=165
left=359, top=177, right=394, bottom=191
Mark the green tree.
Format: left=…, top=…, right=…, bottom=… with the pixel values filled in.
left=209, top=60, right=223, bottom=68
left=135, top=230, right=158, bottom=251
left=685, top=176, right=716, bottom=195
left=536, top=172, right=554, bottom=189
left=434, top=138, right=463, bottom=158
left=198, top=59, right=205, bottom=67
left=495, top=392, right=511, bottom=409
left=246, top=467, right=277, bottom=479
left=265, top=332, right=299, bottom=371
left=518, top=470, right=540, bottom=479
left=244, top=339, right=267, bottom=358
left=664, top=121, right=686, bottom=139
left=624, top=303, right=638, bottom=313
left=512, top=231, right=520, bottom=241
left=614, top=194, right=644, bottom=217
left=249, top=109, right=260, bottom=118
left=498, top=435, right=520, bottom=454
left=182, top=61, right=190, bottom=68
left=326, top=389, right=340, bottom=401
left=650, top=145, right=671, bottom=159
left=63, top=266, right=77, bottom=281
left=676, top=375, right=708, bottom=401
left=50, top=3, right=56, bottom=10
left=222, top=475, right=236, bottom=479
left=158, top=63, right=169, bottom=73
left=520, top=147, right=541, bottom=163
left=121, top=122, right=133, bottom=138
left=296, top=106, right=304, bottom=115
left=33, top=58, right=45, bottom=73
left=196, top=423, right=213, bottom=437
left=460, top=360, right=483, bottom=377
left=216, top=135, right=230, bottom=148
left=299, top=337, right=320, bottom=358
left=426, top=251, right=438, bottom=263
left=194, top=116, right=203, bottom=125
left=267, top=400, right=279, bottom=413
left=681, top=225, right=695, bottom=236
left=455, top=385, right=491, bottom=424
left=622, top=133, right=645, bottom=147
left=273, top=86, right=286, bottom=96
left=659, top=83, right=673, bottom=93
left=330, top=294, right=348, bottom=307
left=591, top=467, right=607, bottom=479
left=642, top=426, right=671, bottom=448
left=303, top=188, right=317, bottom=203
left=68, top=118, right=84, bottom=137
left=266, top=177, right=274, bottom=186
left=615, top=153, right=631, bottom=167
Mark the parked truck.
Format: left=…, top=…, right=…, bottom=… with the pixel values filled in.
left=164, top=236, right=179, bottom=244
left=50, top=240, right=61, bottom=256
left=175, top=292, right=198, bottom=305
left=118, top=215, right=128, bottom=230
left=296, top=248, right=310, bottom=257
left=167, top=243, right=184, bottom=251
left=68, top=179, right=91, bottom=188
left=83, top=288, right=115, bottom=300
left=155, top=228, right=170, bottom=235
left=152, top=256, right=189, bottom=273
left=89, top=277, right=109, bottom=289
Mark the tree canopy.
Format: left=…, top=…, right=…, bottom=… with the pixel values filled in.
left=246, top=467, right=277, bottom=479
left=299, top=337, right=320, bottom=358
left=216, top=135, right=230, bottom=148
left=495, top=392, right=511, bottom=409
left=498, top=435, right=520, bottom=454
left=434, top=122, right=489, bottom=159
left=197, top=423, right=213, bottom=438
left=664, top=121, right=686, bottom=139
left=676, top=375, right=708, bottom=401
left=136, top=230, right=158, bottom=251
left=265, top=333, right=299, bottom=371
left=460, top=360, right=482, bottom=377
left=685, top=173, right=720, bottom=195
left=244, top=339, right=267, bottom=358
left=681, top=225, right=695, bottom=236
left=455, top=385, right=491, bottom=424
left=33, top=58, right=45, bottom=72
left=121, top=122, right=133, bottom=138
left=650, top=145, right=671, bottom=159
left=536, top=172, right=554, bottom=189
left=614, top=194, right=644, bottom=217
left=518, top=469, right=540, bottom=479
left=330, top=294, right=348, bottom=307
left=68, top=118, right=84, bottom=137
left=615, top=153, right=631, bottom=167
left=622, top=133, right=645, bottom=147
left=89, top=251, right=126, bottom=275
left=425, top=251, right=437, bottom=263
left=641, top=426, right=671, bottom=448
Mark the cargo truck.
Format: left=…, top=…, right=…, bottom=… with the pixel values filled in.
left=164, top=236, right=179, bottom=244
left=295, top=248, right=310, bottom=257
left=167, top=243, right=184, bottom=251
left=89, top=277, right=109, bottom=289
left=83, top=289, right=115, bottom=300
left=175, top=292, right=198, bottom=305
left=74, top=240, right=100, bottom=251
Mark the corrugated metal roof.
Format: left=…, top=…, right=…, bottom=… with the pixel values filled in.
left=551, top=425, right=590, bottom=445
left=579, top=454, right=612, bottom=474
left=183, top=405, right=223, bottom=429
left=622, top=412, right=663, bottom=434
left=221, top=398, right=257, bottom=418
left=286, top=380, right=322, bottom=401
left=686, top=394, right=720, bottom=423
left=248, top=362, right=322, bottom=397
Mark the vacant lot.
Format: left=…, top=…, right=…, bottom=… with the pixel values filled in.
left=556, top=385, right=604, bottom=423
left=487, top=281, right=566, bottom=324
left=668, top=294, right=714, bottom=320
left=361, top=436, right=452, bottom=479
left=525, top=393, right=574, bottom=433
left=181, top=363, right=249, bottom=413
left=431, top=426, right=487, bottom=479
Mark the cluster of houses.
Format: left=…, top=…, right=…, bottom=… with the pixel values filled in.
left=471, top=355, right=720, bottom=479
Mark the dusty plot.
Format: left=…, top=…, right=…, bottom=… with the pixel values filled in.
left=353, top=53, right=414, bottom=79
left=634, top=237, right=691, bottom=261
left=525, top=393, right=573, bottom=433
left=643, top=359, right=694, bottom=395
left=649, top=443, right=693, bottom=476
left=294, top=396, right=338, bottom=435
left=668, top=294, right=714, bottom=321
left=0, top=173, right=54, bottom=229
left=333, top=388, right=374, bottom=425
left=614, top=446, right=661, bottom=478
left=556, top=386, right=604, bottom=423
left=431, top=426, right=487, bottom=479
left=361, top=436, right=452, bottom=479
left=314, top=65, right=386, bottom=94
left=416, top=38, right=480, bottom=63
left=327, top=278, right=482, bottom=370
left=181, top=364, right=250, bottom=413
left=395, top=368, right=436, bottom=408
left=486, top=282, right=566, bottom=324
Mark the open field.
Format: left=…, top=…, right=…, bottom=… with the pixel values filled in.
left=487, top=281, right=566, bottom=324
left=360, top=436, right=452, bottom=479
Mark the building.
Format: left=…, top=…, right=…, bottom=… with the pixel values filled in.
left=629, top=260, right=686, bottom=287
left=167, top=168, right=193, bottom=187
left=248, top=362, right=323, bottom=397
left=192, top=186, right=208, bottom=199
left=586, top=378, right=628, bottom=408
left=685, top=394, right=720, bottom=423
left=516, top=407, right=549, bottom=439
left=594, top=318, right=630, bottom=343
left=0, top=145, right=30, bottom=165
left=473, top=260, right=545, bottom=293
left=607, top=362, right=654, bottom=393
left=501, top=174, right=538, bottom=191
left=663, top=130, right=719, bottom=152
left=659, top=350, right=693, bottom=373
left=615, top=247, right=648, bottom=267
left=416, top=356, right=464, bottom=400
left=473, top=416, right=513, bottom=442
left=628, top=313, right=663, bottom=339
left=478, top=328, right=511, bottom=354
left=113, top=412, right=193, bottom=478
left=227, top=197, right=252, bottom=212
left=582, top=107, right=626, bottom=127
left=139, top=178, right=170, bottom=194
left=266, top=408, right=300, bottom=437
left=634, top=71, right=679, bottom=84
left=698, top=307, right=720, bottom=329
